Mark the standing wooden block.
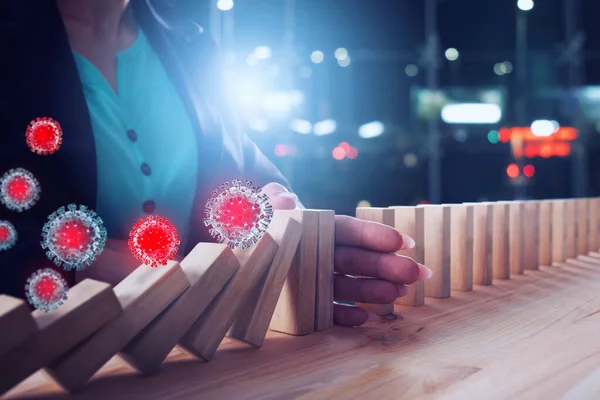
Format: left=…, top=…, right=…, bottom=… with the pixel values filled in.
left=121, top=244, right=240, bottom=374
left=538, top=201, right=552, bottom=267
left=552, top=199, right=566, bottom=263
left=469, top=203, right=493, bottom=286
left=419, top=205, right=451, bottom=298
left=269, top=210, right=319, bottom=335
left=576, top=199, right=589, bottom=255
left=0, top=280, right=122, bottom=395
left=565, top=199, right=577, bottom=259
left=228, top=213, right=302, bottom=346
left=354, top=207, right=396, bottom=314
left=491, top=202, right=510, bottom=279
left=390, top=206, right=425, bottom=306
left=522, top=201, right=540, bottom=270
left=180, top=234, right=278, bottom=360
left=589, top=198, right=600, bottom=253
left=0, top=296, right=37, bottom=357
left=449, top=204, right=473, bottom=291
left=46, top=262, right=189, bottom=392
left=315, top=210, right=335, bottom=331
left=507, top=201, right=524, bottom=275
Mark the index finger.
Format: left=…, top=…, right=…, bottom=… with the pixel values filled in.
left=335, top=215, right=415, bottom=252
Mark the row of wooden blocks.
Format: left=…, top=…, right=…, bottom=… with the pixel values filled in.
left=355, top=198, right=600, bottom=315
left=0, top=209, right=335, bottom=394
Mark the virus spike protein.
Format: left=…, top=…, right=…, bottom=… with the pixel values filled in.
left=0, top=220, right=17, bottom=251
left=203, top=179, right=273, bottom=249
left=25, top=268, right=69, bottom=312
left=41, top=204, right=107, bottom=271
left=128, top=215, right=180, bottom=267
left=0, top=168, right=41, bottom=212
left=25, top=117, right=63, bottom=155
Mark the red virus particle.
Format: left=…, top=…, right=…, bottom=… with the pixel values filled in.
left=25, top=117, right=63, bottom=155
left=128, top=215, right=180, bottom=267
left=204, top=179, right=273, bottom=249
left=25, top=268, right=68, bottom=312
left=41, top=204, right=107, bottom=271
left=0, top=168, right=41, bottom=212
left=0, top=220, right=17, bottom=251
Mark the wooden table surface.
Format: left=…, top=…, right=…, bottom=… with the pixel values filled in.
left=5, top=255, right=600, bottom=400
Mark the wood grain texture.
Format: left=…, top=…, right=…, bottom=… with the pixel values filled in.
left=589, top=198, right=599, bottom=253
left=270, top=210, right=319, bottom=335
left=390, top=206, right=425, bottom=306
left=449, top=204, right=473, bottom=291
left=552, top=199, right=566, bottom=263
left=419, top=205, right=451, bottom=298
left=538, top=200, right=552, bottom=267
left=355, top=208, right=396, bottom=315
left=180, top=234, right=278, bottom=360
left=522, top=201, right=540, bottom=270
left=507, top=201, right=524, bottom=275
left=315, top=210, right=335, bottom=331
left=228, top=214, right=302, bottom=346
left=121, top=244, right=240, bottom=374
left=0, top=296, right=36, bottom=357
left=46, top=262, right=189, bottom=392
left=469, top=203, right=493, bottom=286
left=9, top=258, right=600, bottom=399
left=0, top=280, right=122, bottom=395
left=565, top=199, right=577, bottom=259
left=491, top=203, right=510, bottom=279
left=577, top=199, right=589, bottom=255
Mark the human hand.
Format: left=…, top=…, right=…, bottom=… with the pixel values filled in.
left=262, top=182, right=433, bottom=327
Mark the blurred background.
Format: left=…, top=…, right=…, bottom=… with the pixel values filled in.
left=187, top=0, right=600, bottom=215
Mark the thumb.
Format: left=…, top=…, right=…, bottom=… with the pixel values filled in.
left=260, top=182, right=298, bottom=210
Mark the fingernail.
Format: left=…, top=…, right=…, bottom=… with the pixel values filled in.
left=275, top=191, right=298, bottom=200
left=366, top=312, right=380, bottom=322
left=418, top=263, right=433, bottom=280
left=400, top=234, right=416, bottom=250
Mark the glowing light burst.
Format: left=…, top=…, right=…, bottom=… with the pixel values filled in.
left=128, top=215, right=180, bottom=267
left=0, top=168, right=41, bottom=212
left=26, top=117, right=63, bottom=155
left=204, top=179, right=273, bottom=249
left=25, top=268, right=68, bottom=312
left=0, top=220, right=17, bottom=251
left=41, top=204, right=107, bottom=271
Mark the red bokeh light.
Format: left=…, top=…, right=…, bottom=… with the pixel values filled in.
left=332, top=146, right=345, bottom=160
left=523, top=164, right=535, bottom=178
left=506, top=163, right=520, bottom=179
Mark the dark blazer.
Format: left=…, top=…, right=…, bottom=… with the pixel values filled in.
left=0, top=0, right=290, bottom=299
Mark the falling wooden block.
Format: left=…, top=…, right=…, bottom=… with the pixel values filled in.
left=45, top=262, right=189, bottom=392
left=565, top=199, right=577, bottom=259
left=522, top=201, right=540, bottom=270
left=449, top=204, right=473, bottom=291
left=507, top=201, right=524, bottom=275
left=538, top=200, right=552, bottom=267
left=0, top=295, right=37, bottom=357
left=418, top=205, right=451, bottom=298
left=390, top=206, right=425, bottom=306
left=576, top=198, right=589, bottom=256
left=270, top=210, right=319, bottom=335
left=469, top=202, right=493, bottom=286
left=589, top=198, right=599, bottom=253
left=490, top=202, right=510, bottom=279
left=180, top=233, right=278, bottom=360
left=552, top=199, right=566, bottom=264
left=0, top=279, right=122, bottom=395
left=121, top=244, right=240, bottom=375
left=354, top=207, right=396, bottom=315
left=228, top=213, right=302, bottom=346
left=315, top=210, right=335, bottom=331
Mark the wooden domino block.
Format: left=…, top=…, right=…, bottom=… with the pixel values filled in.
left=355, top=207, right=396, bottom=315
left=418, top=205, right=451, bottom=298
left=470, top=203, right=493, bottom=286
left=589, top=198, right=599, bottom=253
left=121, top=244, right=240, bottom=375
left=0, top=279, right=122, bottom=395
left=390, top=206, right=425, bottom=306
left=228, top=213, right=302, bottom=346
left=491, top=202, right=510, bottom=279
left=0, top=296, right=37, bottom=357
left=180, top=233, right=278, bottom=360
left=507, top=201, right=524, bottom=275
left=565, top=199, right=577, bottom=259
left=45, top=262, right=189, bottom=392
left=449, top=204, right=473, bottom=292
left=552, top=199, right=566, bottom=263
left=576, top=198, right=589, bottom=255
left=315, top=210, right=335, bottom=331
left=270, top=210, right=319, bottom=335
left=538, top=200, right=552, bottom=267
left=522, top=201, right=540, bottom=270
